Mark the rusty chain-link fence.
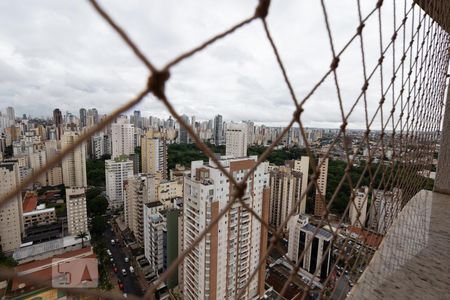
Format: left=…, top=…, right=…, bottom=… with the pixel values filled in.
left=1, top=0, right=449, bottom=299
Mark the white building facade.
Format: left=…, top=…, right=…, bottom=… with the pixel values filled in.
left=225, top=123, right=248, bottom=158
left=111, top=116, right=134, bottom=159
left=350, top=186, right=369, bottom=228
left=105, top=157, right=134, bottom=209
left=183, top=156, right=270, bottom=300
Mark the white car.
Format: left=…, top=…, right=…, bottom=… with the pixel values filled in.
left=121, top=269, right=127, bottom=276
left=124, top=257, right=129, bottom=263
left=129, top=266, right=134, bottom=273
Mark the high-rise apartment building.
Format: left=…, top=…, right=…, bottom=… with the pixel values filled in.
left=105, top=156, right=133, bottom=209
left=225, top=122, right=248, bottom=158
left=183, top=156, right=270, bottom=299
left=179, top=114, right=190, bottom=144
left=29, top=149, right=47, bottom=186
left=0, top=161, right=23, bottom=252
left=6, top=106, right=15, bottom=126
left=349, top=186, right=369, bottom=228
left=286, top=156, right=310, bottom=213
left=141, top=130, right=168, bottom=179
left=287, top=214, right=332, bottom=281
left=61, top=131, right=87, bottom=188
left=269, top=165, right=303, bottom=230
left=53, top=109, right=63, bottom=127
left=369, top=188, right=402, bottom=234
left=133, top=110, right=142, bottom=129
left=46, top=166, right=63, bottom=187
left=213, top=114, right=223, bottom=146
left=66, top=187, right=88, bottom=236
left=143, top=207, right=182, bottom=289
left=91, top=134, right=104, bottom=160
left=242, top=120, right=255, bottom=145
left=124, top=173, right=161, bottom=246
left=111, top=116, right=134, bottom=159
left=79, top=108, right=87, bottom=129
left=314, top=155, right=328, bottom=217
left=53, top=108, right=63, bottom=139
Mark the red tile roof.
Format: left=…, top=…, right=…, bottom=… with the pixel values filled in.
left=22, top=192, right=38, bottom=213
left=347, top=226, right=383, bottom=248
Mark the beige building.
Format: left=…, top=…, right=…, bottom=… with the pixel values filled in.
left=124, top=174, right=160, bottom=246
left=287, top=156, right=310, bottom=212
left=269, top=165, right=304, bottom=231
left=314, top=155, right=329, bottom=217
left=183, top=156, right=270, bottom=300
left=46, top=166, right=63, bottom=186
left=225, top=122, right=248, bottom=158
left=158, top=180, right=183, bottom=203
left=124, top=172, right=182, bottom=247
left=141, top=130, right=168, bottom=179
left=61, top=131, right=87, bottom=188
left=29, top=149, right=47, bottom=186
left=349, top=186, right=369, bottom=228
left=23, top=204, right=56, bottom=229
left=0, top=161, right=23, bottom=252
left=66, top=187, right=88, bottom=236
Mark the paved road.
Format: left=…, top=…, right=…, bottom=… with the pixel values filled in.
left=103, top=224, right=143, bottom=297
left=332, top=275, right=351, bottom=300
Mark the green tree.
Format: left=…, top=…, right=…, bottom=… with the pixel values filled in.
left=86, top=187, right=102, bottom=200
left=87, top=195, right=108, bottom=217
left=0, top=250, right=17, bottom=267
left=86, top=159, right=106, bottom=186
left=75, top=232, right=88, bottom=248
left=90, top=215, right=107, bottom=236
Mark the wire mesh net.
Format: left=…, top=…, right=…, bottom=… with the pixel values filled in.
left=0, top=0, right=449, bottom=299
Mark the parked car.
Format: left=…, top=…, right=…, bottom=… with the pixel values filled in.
left=113, top=266, right=118, bottom=273
left=106, top=249, right=112, bottom=256
left=124, top=257, right=129, bottom=263
left=110, top=257, right=114, bottom=263
left=118, top=279, right=124, bottom=290
left=129, top=266, right=134, bottom=273
left=121, top=269, right=127, bottom=276
left=111, top=239, right=115, bottom=245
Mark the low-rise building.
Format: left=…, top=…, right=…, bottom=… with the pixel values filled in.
left=23, top=204, right=56, bottom=230
left=287, top=214, right=333, bottom=281
left=9, top=247, right=96, bottom=299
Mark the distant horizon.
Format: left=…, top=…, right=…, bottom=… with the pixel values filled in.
left=7, top=107, right=398, bottom=131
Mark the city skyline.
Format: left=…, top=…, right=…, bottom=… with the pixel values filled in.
left=1, top=0, right=401, bottom=129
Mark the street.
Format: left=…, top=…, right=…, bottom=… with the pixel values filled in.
left=332, top=275, right=351, bottom=300
left=103, top=224, right=144, bottom=297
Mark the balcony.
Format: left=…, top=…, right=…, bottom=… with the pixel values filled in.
left=346, top=190, right=450, bottom=299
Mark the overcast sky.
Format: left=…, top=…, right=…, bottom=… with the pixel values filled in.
left=1, top=0, right=421, bottom=128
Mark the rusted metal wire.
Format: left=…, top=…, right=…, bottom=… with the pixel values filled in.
left=0, top=0, right=448, bottom=299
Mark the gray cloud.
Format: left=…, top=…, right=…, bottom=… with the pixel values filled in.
left=0, top=0, right=411, bottom=128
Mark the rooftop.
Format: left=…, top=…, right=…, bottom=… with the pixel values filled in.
left=302, top=223, right=333, bottom=240
left=22, top=192, right=38, bottom=213
left=13, top=235, right=89, bottom=261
